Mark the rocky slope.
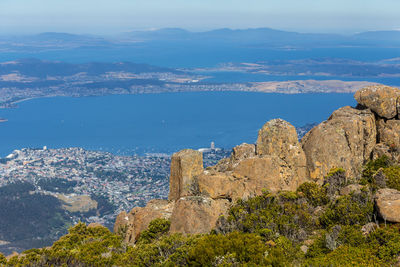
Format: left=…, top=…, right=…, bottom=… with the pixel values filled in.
left=114, top=85, right=400, bottom=244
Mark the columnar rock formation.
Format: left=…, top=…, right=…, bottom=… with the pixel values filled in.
left=115, top=84, right=400, bottom=242
left=168, top=149, right=203, bottom=201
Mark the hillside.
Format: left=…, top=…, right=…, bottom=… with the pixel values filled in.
left=5, top=85, right=400, bottom=266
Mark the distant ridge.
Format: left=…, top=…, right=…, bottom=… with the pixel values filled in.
left=3, top=27, right=400, bottom=48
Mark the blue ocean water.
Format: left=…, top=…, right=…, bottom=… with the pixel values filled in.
left=0, top=92, right=356, bottom=157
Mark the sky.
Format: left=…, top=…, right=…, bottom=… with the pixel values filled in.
left=1, top=0, right=400, bottom=35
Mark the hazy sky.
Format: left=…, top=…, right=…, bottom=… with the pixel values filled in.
left=1, top=0, right=400, bottom=35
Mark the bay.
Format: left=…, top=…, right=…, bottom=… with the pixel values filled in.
left=0, top=92, right=356, bottom=157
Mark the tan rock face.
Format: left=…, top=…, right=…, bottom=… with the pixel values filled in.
left=256, top=119, right=302, bottom=160
left=301, top=106, right=376, bottom=181
left=256, top=119, right=308, bottom=187
left=213, top=143, right=256, bottom=172
left=232, top=156, right=299, bottom=194
left=169, top=196, right=230, bottom=234
left=354, top=85, right=400, bottom=119
left=114, top=199, right=174, bottom=243
left=230, top=143, right=256, bottom=166
left=196, top=171, right=245, bottom=201
left=378, top=119, right=400, bottom=149
left=375, top=188, right=400, bottom=223
left=169, top=149, right=203, bottom=201
left=372, top=143, right=392, bottom=160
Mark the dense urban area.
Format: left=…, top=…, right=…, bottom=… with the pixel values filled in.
left=0, top=145, right=230, bottom=254
left=0, top=146, right=229, bottom=222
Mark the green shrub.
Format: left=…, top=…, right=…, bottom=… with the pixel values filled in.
left=264, top=236, right=303, bottom=266
left=306, top=245, right=384, bottom=266
left=186, top=232, right=267, bottom=266
left=361, top=156, right=390, bottom=184
left=297, top=182, right=329, bottom=206
left=326, top=167, right=346, bottom=177
left=367, top=225, right=400, bottom=263
left=383, top=166, right=400, bottom=191
left=218, top=191, right=315, bottom=242
left=136, top=218, right=171, bottom=244
left=337, top=225, right=366, bottom=247
left=319, top=192, right=373, bottom=227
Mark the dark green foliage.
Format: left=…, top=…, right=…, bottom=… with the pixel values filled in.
left=119, top=233, right=196, bottom=266
left=136, top=218, right=171, bottom=244
left=217, top=190, right=315, bottom=242
left=0, top=182, right=71, bottom=252
left=383, top=166, right=400, bottom=191
left=337, top=225, right=366, bottom=247
left=297, top=182, right=329, bottom=206
left=7, top=158, right=400, bottom=266
left=23, top=222, right=123, bottom=266
left=361, top=156, right=400, bottom=192
left=37, top=178, right=77, bottom=194
left=362, top=156, right=390, bottom=182
left=306, top=225, right=400, bottom=266
left=361, top=156, right=391, bottom=189
left=186, top=232, right=267, bottom=266
left=326, top=167, right=346, bottom=177
left=367, top=225, right=400, bottom=262
left=0, top=253, right=6, bottom=264
left=319, top=192, right=374, bottom=227
left=305, top=244, right=384, bottom=266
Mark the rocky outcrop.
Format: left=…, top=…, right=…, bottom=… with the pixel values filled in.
left=115, top=84, right=400, bottom=244
left=255, top=119, right=308, bottom=186
left=375, top=188, right=400, bottom=223
left=373, top=119, right=400, bottom=161
left=229, top=143, right=256, bottom=167
left=232, top=156, right=300, bottom=194
left=169, top=196, right=230, bottom=234
left=301, top=106, right=376, bottom=181
left=114, top=199, right=174, bottom=243
left=354, top=85, right=400, bottom=119
left=168, top=149, right=203, bottom=201
left=199, top=119, right=308, bottom=200
left=196, top=171, right=245, bottom=201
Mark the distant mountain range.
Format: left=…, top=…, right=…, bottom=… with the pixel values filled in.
left=1, top=27, right=400, bottom=69
left=2, top=27, right=400, bottom=47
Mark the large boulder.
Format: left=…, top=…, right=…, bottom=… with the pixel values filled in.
left=196, top=171, right=246, bottom=201
left=255, top=119, right=308, bottom=188
left=256, top=119, right=306, bottom=167
left=232, top=156, right=301, bottom=194
left=114, top=199, right=174, bottom=243
left=169, top=149, right=203, bottom=201
left=372, top=119, right=400, bottom=161
left=169, top=196, right=230, bottom=234
left=354, top=85, right=400, bottom=119
left=200, top=119, right=308, bottom=197
left=375, top=188, right=400, bottom=223
left=301, top=106, right=376, bottom=181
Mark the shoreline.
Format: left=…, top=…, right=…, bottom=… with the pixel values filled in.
left=0, top=79, right=376, bottom=110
